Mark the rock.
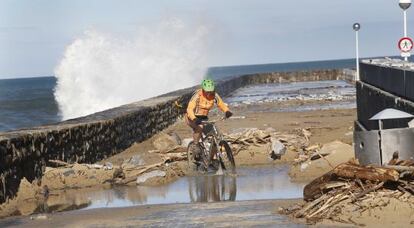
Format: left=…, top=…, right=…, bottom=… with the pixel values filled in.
left=136, top=170, right=167, bottom=184
left=153, top=133, right=181, bottom=151
left=103, top=162, right=113, bottom=170
left=62, top=168, right=75, bottom=177
left=122, top=155, right=145, bottom=169
left=269, top=138, right=286, bottom=160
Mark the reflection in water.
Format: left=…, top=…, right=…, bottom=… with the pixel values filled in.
left=47, top=165, right=306, bottom=211
left=188, top=175, right=237, bottom=202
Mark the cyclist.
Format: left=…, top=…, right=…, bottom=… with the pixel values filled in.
left=186, top=78, right=233, bottom=162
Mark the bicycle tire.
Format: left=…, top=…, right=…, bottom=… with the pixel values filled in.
left=219, top=140, right=236, bottom=173
left=187, top=141, right=205, bottom=171
left=187, top=141, right=195, bottom=168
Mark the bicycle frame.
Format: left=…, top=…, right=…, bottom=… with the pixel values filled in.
left=201, top=121, right=225, bottom=165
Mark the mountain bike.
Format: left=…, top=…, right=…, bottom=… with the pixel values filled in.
left=187, top=118, right=236, bottom=173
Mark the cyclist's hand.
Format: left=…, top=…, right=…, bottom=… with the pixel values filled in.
left=225, top=111, right=233, bottom=119
left=194, top=117, right=203, bottom=125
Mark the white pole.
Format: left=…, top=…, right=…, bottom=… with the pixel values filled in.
left=404, top=10, right=408, bottom=61
left=378, top=119, right=383, bottom=164
left=355, top=30, right=359, bottom=81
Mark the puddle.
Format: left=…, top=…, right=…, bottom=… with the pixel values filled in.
left=49, top=165, right=304, bottom=210
left=226, top=80, right=355, bottom=111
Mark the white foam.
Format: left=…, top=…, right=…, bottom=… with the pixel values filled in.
left=54, top=19, right=210, bottom=120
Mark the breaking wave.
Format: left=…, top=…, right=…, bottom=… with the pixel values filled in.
left=54, top=19, right=210, bottom=120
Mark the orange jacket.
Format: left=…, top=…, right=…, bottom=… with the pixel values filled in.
left=186, top=89, right=230, bottom=120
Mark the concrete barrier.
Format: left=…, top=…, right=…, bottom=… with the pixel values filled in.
left=356, top=78, right=414, bottom=130
left=0, top=69, right=351, bottom=203
left=355, top=60, right=414, bottom=165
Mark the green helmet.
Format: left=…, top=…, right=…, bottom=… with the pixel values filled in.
left=201, top=79, right=215, bottom=92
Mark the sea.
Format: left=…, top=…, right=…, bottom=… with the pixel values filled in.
left=0, top=58, right=357, bottom=132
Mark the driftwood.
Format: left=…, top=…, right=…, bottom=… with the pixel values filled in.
left=384, top=165, right=414, bottom=172
left=149, top=146, right=187, bottom=154
left=161, top=152, right=187, bottom=163
left=387, top=151, right=414, bottom=166
left=333, top=162, right=399, bottom=182
left=224, top=128, right=308, bottom=158
left=304, top=171, right=336, bottom=201
left=286, top=159, right=414, bottom=223
left=352, top=182, right=384, bottom=201
left=295, top=193, right=331, bottom=217
left=304, top=161, right=399, bottom=201
left=115, top=162, right=164, bottom=185
left=48, top=159, right=72, bottom=167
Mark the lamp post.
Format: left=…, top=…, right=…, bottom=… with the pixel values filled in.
left=353, top=23, right=360, bottom=81
left=399, top=0, right=412, bottom=61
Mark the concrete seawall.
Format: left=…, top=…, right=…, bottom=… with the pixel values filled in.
left=354, top=60, right=414, bottom=165
left=357, top=61, right=414, bottom=130
left=0, top=69, right=352, bottom=203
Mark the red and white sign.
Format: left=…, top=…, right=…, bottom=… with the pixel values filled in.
left=398, top=37, right=414, bottom=52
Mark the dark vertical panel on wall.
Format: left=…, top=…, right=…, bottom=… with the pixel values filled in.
left=406, top=70, right=414, bottom=101
left=356, top=81, right=414, bottom=130
left=359, top=63, right=406, bottom=98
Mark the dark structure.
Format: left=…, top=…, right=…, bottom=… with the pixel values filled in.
left=354, top=59, right=414, bottom=165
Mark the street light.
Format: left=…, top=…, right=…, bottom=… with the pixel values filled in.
left=353, top=23, right=360, bottom=81
left=399, top=0, right=412, bottom=61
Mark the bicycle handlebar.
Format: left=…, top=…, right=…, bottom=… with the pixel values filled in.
left=201, top=116, right=226, bottom=124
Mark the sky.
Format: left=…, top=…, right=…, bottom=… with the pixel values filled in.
left=0, top=0, right=411, bottom=78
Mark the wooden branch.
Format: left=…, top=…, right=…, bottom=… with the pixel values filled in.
left=117, top=162, right=165, bottom=184
left=314, top=151, right=335, bottom=169
left=383, top=165, right=414, bottom=172
left=356, top=179, right=365, bottom=191
left=48, top=159, right=71, bottom=167
left=161, top=153, right=186, bottom=163
left=304, top=161, right=398, bottom=201
left=333, top=163, right=399, bottom=182
left=303, top=171, right=336, bottom=201
left=295, top=193, right=331, bottom=218
left=352, top=182, right=384, bottom=201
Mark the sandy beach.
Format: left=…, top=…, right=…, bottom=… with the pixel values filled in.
left=0, top=102, right=356, bottom=221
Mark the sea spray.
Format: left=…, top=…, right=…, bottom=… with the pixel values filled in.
left=54, top=19, right=210, bottom=120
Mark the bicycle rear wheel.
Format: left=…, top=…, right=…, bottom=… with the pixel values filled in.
left=187, top=141, right=195, bottom=168
left=187, top=141, right=203, bottom=171
left=187, top=141, right=210, bottom=172
left=219, top=140, right=236, bottom=173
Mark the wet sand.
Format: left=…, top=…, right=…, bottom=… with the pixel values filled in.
left=0, top=199, right=308, bottom=228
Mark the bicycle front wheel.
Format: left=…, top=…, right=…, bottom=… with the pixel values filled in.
left=219, top=140, right=236, bottom=173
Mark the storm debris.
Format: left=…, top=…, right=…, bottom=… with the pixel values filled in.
left=224, top=128, right=308, bottom=158
left=281, top=159, right=414, bottom=224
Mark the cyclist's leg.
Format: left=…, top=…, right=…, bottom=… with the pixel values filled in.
left=185, top=116, right=203, bottom=143
left=186, top=116, right=203, bottom=161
